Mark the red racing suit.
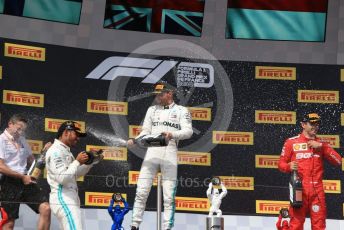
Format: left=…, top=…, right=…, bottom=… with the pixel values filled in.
left=0, top=207, right=8, bottom=229
left=278, top=134, right=342, bottom=230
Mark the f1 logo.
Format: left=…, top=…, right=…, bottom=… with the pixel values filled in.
left=85, top=56, right=214, bottom=88
left=86, top=57, right=178, bottom=83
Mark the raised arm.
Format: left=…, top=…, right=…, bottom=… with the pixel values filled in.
left=219, top=183, right=228, bottom=199
left=76, top=164, right=93, bottom=177
left=108, top=199, right=115, bottom=217
left=206, top=182, right=213, bottom=199
left=123, top=199, right=130, bottom=214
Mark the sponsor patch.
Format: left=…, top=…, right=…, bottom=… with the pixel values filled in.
left=312, top=205, right=320, bottom=213
left=293, top=143, right=308, bottom=151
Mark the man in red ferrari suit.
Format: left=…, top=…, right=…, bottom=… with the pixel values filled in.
left=278, top=113, right=342, bottom=230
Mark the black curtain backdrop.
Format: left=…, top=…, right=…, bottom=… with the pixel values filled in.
left=0, top=37, right=343, bottom=219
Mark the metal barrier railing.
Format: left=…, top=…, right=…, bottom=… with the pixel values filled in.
left=157, top=174, right=162, bottom=230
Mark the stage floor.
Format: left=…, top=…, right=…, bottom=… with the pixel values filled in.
left=11, top=205, right=344, bottom=229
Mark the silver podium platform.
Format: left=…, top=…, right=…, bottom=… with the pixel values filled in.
left=206, top=216, right=224, bottom=230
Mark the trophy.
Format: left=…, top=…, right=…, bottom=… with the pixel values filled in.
left=280, top=208, right=289, bottom=218
left=108, top=193, right=129, bottom=230
left=211, top=177, right=221, bottom=186
left=85, top=149, right=104, bottom=165
left=276, top=208, right=290, bottom=229
left=134, top=133, right=169, bottom=147
left=206, top=177, right=227, bottom=230
left=112, top=193, right=123, bottom=202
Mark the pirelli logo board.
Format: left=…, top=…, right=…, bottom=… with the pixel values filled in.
left=212, top=131, right=254, bottom=145
left=256, top=200, right=289, bottom=214
left=341, top=69, right=344, bottom=82
left=177, top=151, right=211, bottom=166
left=255, top=110, right=296, bottom=124
left=175, top=197, right=209, bottom=212
left=87, top=99, right=128, bottom=115
left=85, top=192, right=127, bottom=207
left=341, top=113, right=344, bottom=126
left=129, top=125, right=142, bottom=138
left=3, top=90, right=44, bottom=107
left=298, top=90, right=339, bottom=104
left=323, top=180, right=341, bottom=194
left=45, top=118, right=85, bottom=133
left=219, top=176, right=254, bottom=190
left=128, top=171, right=141, bottom=185
left=0, top=66, right=2, bottom=79
left=27, top=140, right=43, bottom=154
left=317, top=135, right=340, bottom=148
left=188, top=107, right=211, bottom=121
left=86, top=145, right=127, bottom=161
left=255, top=66, right=296, bottom=80
left=4, top=43, right=46, bottom=61
left=255, top=155, right=279, bottom=169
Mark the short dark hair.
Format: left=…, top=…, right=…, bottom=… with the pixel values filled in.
left=8, top=114, right=28, bottom=124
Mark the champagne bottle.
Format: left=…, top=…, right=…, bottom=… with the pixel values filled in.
left=135, top=134, right=169, bottom=147
left=28, top=149, right=47, bottom=180
left=289, top=170, right=302, bottom=208
left=85, top=149, right=104, bottom=165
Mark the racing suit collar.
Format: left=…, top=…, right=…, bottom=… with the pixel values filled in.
left=54, top=138, right=71, bottom=152
left=162, top=102, right=175, bottom=109
left=300, top=133, right=317, bottom=141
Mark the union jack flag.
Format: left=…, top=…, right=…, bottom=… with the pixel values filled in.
left=104, top=0, right=205, bottom=37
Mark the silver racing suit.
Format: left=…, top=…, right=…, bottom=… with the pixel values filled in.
left=46, top=139, right=93, bottom=230
left=131, top=102, right=193, bottom=229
